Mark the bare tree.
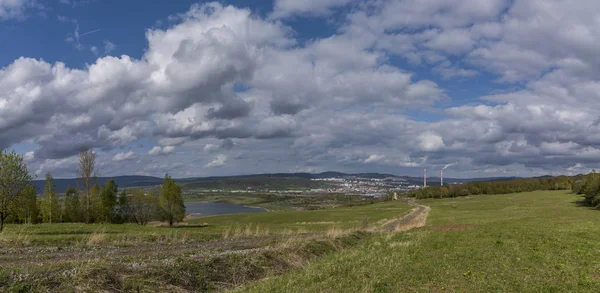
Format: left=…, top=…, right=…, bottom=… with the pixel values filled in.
left=0, top=150, right=33, bottom=232
left=77, top=147, right=97, bottom=223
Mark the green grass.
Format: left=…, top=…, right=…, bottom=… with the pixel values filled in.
left=0, top=199, right=412, bottom=292
left=183, top=192, right=374, bottom=211
left=0, top=200, right=410, bottom=248
left=242, top=191, right=600, bottom=292
left=0, top=222, right=219, bottom=247
left=188, top=200, right=412, bottom=233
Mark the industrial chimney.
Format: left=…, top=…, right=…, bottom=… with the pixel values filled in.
left=424, top=168, right=427, bottom=188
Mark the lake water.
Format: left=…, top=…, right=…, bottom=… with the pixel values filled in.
left=185, top=202, right=267, bottom=218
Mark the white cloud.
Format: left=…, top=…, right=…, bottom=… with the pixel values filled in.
left=364, top=154, right=385, bottom=163
left=205, top=154, right=227, bottom=168
left=112, top=151, right=136, bottom=162
left=0, top=0, right=36, bottom=19
left=23, top=151, right=34, bottom=162
left=5, top=0, right=600, bottom=178
left=418, top=132, right=445, bottom=152
left=203, top=144, right=218, bottom=153
left=148, top=146, right=175, bottom=156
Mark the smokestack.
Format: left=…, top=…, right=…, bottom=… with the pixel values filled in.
left=441, top=164, right=453, bottom=186
left=424, top=168, right=427, bottom=188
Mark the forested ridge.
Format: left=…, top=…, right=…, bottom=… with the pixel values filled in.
left=407, top=175, right=573, bottom=199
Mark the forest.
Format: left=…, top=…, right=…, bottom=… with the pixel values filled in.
left=407, top=175, right=573, bottom=199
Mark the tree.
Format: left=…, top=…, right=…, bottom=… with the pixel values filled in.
left=0, top=150, right=34, bottom=232
left=90, top=184, right=102, bottom=223
left=77, top=147, right=96, bottom=223
left=439, top=186, right=450, bottom=198
left=12, top=185, right=39, bottom=224
left=129, top=189, right=159, bottom=225
left=40, top=173, right=60, bottom=223
left=64, top=186, right=82, bottom=222
left=100, top=180, right=118, bottom=223
left=159, top=175, right=185, bottom=227
left=114, top=189, right=129, bottom=223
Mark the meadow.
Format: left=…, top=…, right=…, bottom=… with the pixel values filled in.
left=3, top=190, right=599, bottom=292
left=182, top=192, right=373, bottom=211
left=243, top=190, right=600, bottom=292
left=0, top=199, right=412, bottom=292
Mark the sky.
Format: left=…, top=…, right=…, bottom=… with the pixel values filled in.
left=1, top=0, right=599, bottom=179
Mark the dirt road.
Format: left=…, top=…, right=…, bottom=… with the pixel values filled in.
left=381, top=199, right=430, bottom=232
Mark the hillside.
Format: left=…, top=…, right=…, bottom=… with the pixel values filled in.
left=34, top=172, right=524, bottom=193
left=32, top=176, right=163, bottom=193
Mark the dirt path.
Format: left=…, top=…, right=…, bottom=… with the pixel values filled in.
left=381, top=199, right=430, bottom=232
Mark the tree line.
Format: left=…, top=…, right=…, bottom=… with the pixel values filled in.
left=407, top=176, right=572, bottom=199
left=571, top=170, right=600, bottom=207
left=0, top=148, right=185, bottom=232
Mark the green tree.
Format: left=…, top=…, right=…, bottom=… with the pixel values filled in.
left=0, top=150, right=34, bottom=232
left=77, top=147, right=96, bottom=223
left=90, top=184, right=102, bottom=223
left=64, top=186, right=82, bottom=222
left=12, top=185, right=39, bottom=224
left=129, top=189, right=159, bottom=225
left=40, top=173, right=60, bottom=223
left=159, top=175, right=185, bottom=227
left=100, top=180, right=118, bottom=223
left=115, top=189, right=129, bottom=223
left=439, top=186, right=450, bottom=198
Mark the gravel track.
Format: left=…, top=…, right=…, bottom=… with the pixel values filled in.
left=381, top=199, right=430, bottom=232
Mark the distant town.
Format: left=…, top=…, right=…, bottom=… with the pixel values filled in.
left=183, top=176, right=460, bottom=197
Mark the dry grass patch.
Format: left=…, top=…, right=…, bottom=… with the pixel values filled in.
left=86, top=230, right=106, bottom=246
left=222, top=224, right=271, bottom=240
left=393, top=206, right=430, bottom=232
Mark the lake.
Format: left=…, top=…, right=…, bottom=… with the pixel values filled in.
left=185, top=202, right=267, bottom=218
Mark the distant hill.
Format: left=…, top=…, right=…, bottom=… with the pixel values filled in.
left=34, top=172, right=525, bottom=193
left=32, top=176, right=163, bottom=194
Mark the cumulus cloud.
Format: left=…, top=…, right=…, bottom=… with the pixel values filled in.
left=112, top=151, right=136, bottom=162
left=0, top=0, right=36, bottom=19
left=205, top=154, right=227, bottom=168
left=148, top=146, right=175, bottom=156
left=5, top=0, right=600, bottom=178
left=418, top=132, right=444, bottom=152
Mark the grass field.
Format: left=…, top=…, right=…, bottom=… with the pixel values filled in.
left=243, top=191, right=600, bottom=292
left=188, top=200, right=413, bottom=234
left=0, top=200, right=410, bottom=248
left=4, top=190, right=597, bottom=292
left=183, top=193, right=374, bottom=211
left=0, top=200, right=412, bottom=292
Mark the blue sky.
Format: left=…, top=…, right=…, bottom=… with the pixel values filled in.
left=1, top=0, right=599, bottom=178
